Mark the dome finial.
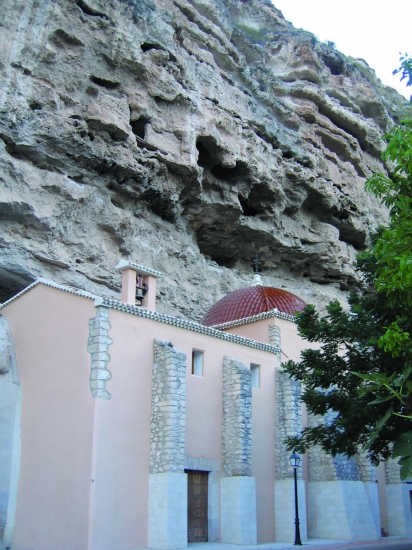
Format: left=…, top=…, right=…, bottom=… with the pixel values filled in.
left=251, top=254, right=262, bottom=286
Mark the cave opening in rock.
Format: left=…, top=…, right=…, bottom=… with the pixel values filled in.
left=75, top=0, right=108, bottom=18
left=131, top=117, right=150, bottom=140
left=90, top=75, right=119, bottom=89
left=141, top=43, right=162, bottom=52
left=238, top=195, right=258, bottom=216
left=211, top=160, right=248, bottom=183
left=196, top=136, right=220, bottom=169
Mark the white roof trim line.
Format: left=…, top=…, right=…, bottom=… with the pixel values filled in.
left=115, top=259, right=163, bottom=278
left=208, top=308, right=298, bottom=330
left=0, top=279, right=281, bottom=355
left=100, top=298, right=281, bottom=354
left=0, top=278, right=100, bottom=309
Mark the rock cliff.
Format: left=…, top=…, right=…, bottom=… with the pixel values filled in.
left=0, top=0, right=409, bottom=320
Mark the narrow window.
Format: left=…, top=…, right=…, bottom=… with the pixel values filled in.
left=250, top=363, right=260, bottom=388
left=192, top=349, right=204, bottom=376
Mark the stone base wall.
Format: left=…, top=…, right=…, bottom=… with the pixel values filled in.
left=307, top=480, right=379, bottom=541
left=208, top=471, right=220, bottom=542
left=274, top=479, right=307, bottom=543
left=386, top=483, right=412, bottom=537
left=220, top=476, right=257, bottom=544
left=148, top=472, right=188, bottom=550
left=363, top=481, right=381, bottom=534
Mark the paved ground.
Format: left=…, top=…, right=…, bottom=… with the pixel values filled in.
left=187, top=538, right=412, bottom=550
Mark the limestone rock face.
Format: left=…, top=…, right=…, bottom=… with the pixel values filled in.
left=0, top=0, right=408, bottom=319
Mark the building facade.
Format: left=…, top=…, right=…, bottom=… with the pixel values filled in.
left=0, top=261, right=411, bottom=550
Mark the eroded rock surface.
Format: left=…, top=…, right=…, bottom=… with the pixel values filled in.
left=0, top=0, right=409, bottom=319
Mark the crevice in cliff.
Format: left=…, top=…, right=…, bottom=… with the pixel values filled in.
left=131, top=117, right=150, bottom=140
left=50, top=29, right=84, bottom=48
left=75, top=0, right=108, bottom=19
left=238, top=195, right=258, bottom=217
left=211, top=161, right=248, bottom=183
left=90, top=75, right=120, bottom=90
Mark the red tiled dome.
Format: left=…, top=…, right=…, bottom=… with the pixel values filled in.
left=202, top=286, right=306, bottom=326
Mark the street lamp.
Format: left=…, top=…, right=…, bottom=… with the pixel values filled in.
left=289, top=452, right=302, bottom=546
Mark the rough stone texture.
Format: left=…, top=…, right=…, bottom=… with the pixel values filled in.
left=150, top=339, right=186, bottom=474
left=274, top=368, right=301, bottom=479
left=268, top=324, right=281, bottom=359
left=0, top=0, right=409, bottom=320
left=355, top=452, right=376, bottom=483
left=222, top=356, right=252, bottom=477
left=307, top=411, right=360, bottom=482
left=87, top=305, right=113, bottom=399
left=385, top=459, right=401, bottom=485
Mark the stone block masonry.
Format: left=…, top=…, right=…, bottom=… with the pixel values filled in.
left=268, top=325, right=281, bottom=360
left=150, top=339, right=186, bottom=474
left=87, top=305, right=112, bottom=399
left=149, top=340, right=187, bottom=549
left=274, top=368, right=307, bottom=542
left=220, top=357, right=256, bottom=545
left=220, top=476, right=257, bottom=545
left=222, top=356, right=252, bottom=477
left=385, top=459, right=412, bottom=536
left=274, top=368, right=302, bottom=480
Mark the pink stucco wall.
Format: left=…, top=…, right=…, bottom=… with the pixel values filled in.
left=224, top=316, right=306, bottom=363
left=2, top=286, right=95, bottom=550
left=2, top=285, right=287, bottom=549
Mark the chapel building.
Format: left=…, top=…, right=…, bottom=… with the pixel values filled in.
left=0, top=260, right=410, bottom=550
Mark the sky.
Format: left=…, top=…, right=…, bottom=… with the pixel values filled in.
left=271, top=0, right=412, bottom=100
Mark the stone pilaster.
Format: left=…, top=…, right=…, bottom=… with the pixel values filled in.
left=150, top=339, right=186, bottom=474
left=220, top=356, right=256, bottom=544
left=269, top=325, right=281, bottom=360
left=274, top=368, right=307, bottom=542
left=274, top=368, right=302, bottom=480
left=355, top=453, right=380, bottom=534
left=384, top=459, right=412, bottom=536
left=87, top=305, right=112, bottom=399
left=148, top=340, right=187, bottom=549
left=222, top=356, right=252, bottom=476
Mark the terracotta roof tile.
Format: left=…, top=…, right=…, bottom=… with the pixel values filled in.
left=202, top=286, right=306, bottom=326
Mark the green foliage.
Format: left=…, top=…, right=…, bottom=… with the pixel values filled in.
left=393, top=54, right=412, bottom=95
left=283, top=275, right=412, bottom=465
left=284, top=55, right=412, bottom=478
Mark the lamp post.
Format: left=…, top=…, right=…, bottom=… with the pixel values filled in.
left=289, top=452, right=302, bottom=546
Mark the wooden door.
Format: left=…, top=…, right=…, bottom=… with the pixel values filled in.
left=186, top=470, right=208, bottom=542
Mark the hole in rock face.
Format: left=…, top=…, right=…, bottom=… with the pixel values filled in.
left=90, top=75, right=119, bottom=89
left=238, top=195, right=258, bottom=217
left=29, top=102, right=42, bottom=111
left=320, top=51, right=346, bottom=76
left=281, top=149, right=294, bottom=160
left=141, top=43, right=162, bottom=52
left=131, top=117, right=150, bottom=139
left=196, top=141, right=214, bottom=168
left=211, top=160, right=248, bottom=183
left=75, top=0, right=108, bottom=18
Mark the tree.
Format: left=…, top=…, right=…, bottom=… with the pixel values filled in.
left=283, top=56, right=412, bottom=478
